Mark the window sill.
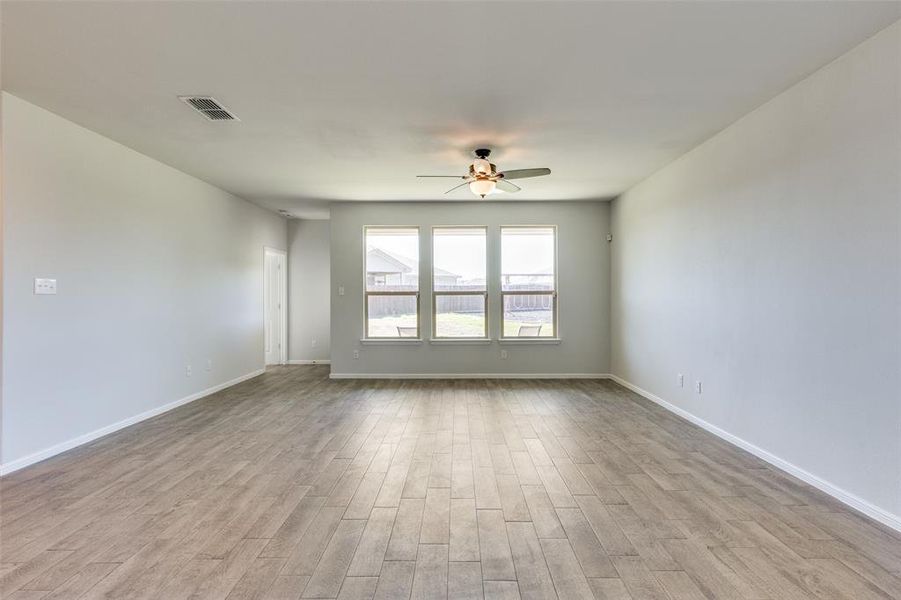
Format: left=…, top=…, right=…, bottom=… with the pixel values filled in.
left=429, top=338, right=493, bottom=345
left=360, top=338, right=423, bottom=345
left=498, top=338, right=562, bottom=345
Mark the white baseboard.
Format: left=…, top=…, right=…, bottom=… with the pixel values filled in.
left=330, top=372, right=611, bottom=380
left=0, top=368, right=265, bottom=476
left=607, top=374, right=901, bottom=534
left=287, top=359, right=331, bottom=365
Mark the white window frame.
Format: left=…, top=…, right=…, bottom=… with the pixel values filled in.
left=499, top=225, right=558, bottom=340
left=431, top=226, right=489, bottom=340
left=364, top=226, right=421, bottom=340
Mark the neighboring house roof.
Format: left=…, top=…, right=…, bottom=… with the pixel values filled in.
left=366, top=247, right=412, bottom=274
left=367, top=247, right=459, bottom=278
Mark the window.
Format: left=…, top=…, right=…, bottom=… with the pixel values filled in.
left=501, top=226, right=556, bottom=337
left=365, top=227, right=420, bottom=338
left=432, top=227, right=488, bottom=338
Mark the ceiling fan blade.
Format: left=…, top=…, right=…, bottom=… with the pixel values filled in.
left=417, top=175, right=466, bottom=178
left=498, top=168, right=551, bottom=180
left=444, top=180, right=471, bottom=194
left=495, top=179, right=521, bottom=193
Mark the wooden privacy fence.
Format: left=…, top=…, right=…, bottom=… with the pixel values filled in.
left=367, top=285, right=552, bottom=318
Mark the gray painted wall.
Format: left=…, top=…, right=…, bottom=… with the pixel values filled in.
left=329, top=201, right=611, bottom=376
left=610, top=23, right=900, bottom=522
left=1, top=93, right=287, bottom=469
left=288, top=219, right=331, bottom=363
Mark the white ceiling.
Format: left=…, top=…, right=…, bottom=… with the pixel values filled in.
left=3, top=1, right=899, bottom=218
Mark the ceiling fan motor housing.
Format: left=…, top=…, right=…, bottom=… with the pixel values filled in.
left=470, top=160, right=496, bottom=177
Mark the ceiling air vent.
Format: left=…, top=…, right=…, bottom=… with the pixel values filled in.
left=178, top=96, right=239, bottom=121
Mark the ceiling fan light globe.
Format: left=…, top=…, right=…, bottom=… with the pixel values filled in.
left=469, top=179, right=496, bottom=198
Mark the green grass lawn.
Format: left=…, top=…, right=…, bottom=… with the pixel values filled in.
left=369, top=311, right=553, bottom=338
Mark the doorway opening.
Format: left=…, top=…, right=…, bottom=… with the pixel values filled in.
left=264, top=247, right=287, bottom=366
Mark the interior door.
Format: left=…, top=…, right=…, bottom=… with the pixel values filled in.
left=264, top=250, right=284, bottom=365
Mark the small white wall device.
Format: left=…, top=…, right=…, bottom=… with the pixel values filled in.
left=34, top=278, right=57, bottom=295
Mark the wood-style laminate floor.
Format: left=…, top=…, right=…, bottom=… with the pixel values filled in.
left=2, top=366, right=900, bottom=599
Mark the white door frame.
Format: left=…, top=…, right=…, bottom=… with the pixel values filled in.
left=263, top=246, right=288, bottom=365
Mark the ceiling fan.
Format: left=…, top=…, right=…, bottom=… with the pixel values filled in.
left=417, top=149, right=551, bottom=198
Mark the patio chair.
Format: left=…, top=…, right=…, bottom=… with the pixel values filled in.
left=517, top=324, right=542, bottom=337
left=396, top=326, right=418, bottom=337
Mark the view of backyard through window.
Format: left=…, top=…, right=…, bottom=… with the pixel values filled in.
left=365, top=227, right=419, bottom=337
left=502, top=226, right=556, bottom=337
left=364, top=226, right=556, bottom=338
left=433, top=227, right=487, bottom=337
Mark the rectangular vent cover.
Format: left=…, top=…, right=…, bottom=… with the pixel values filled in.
left=178, top=96, right=239, bottom=121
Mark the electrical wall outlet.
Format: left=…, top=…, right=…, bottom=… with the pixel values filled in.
left=206, top=359, right=212, bottom=372
left=186, top=365, right=192, bottom=377
left=353, top=349, right=360, bottom=360
left=500, top=349, right=508, bottom=360
left=34, top=278, right=57, bottom=295
left=695, top=380, right=702, bottom=394
left=338, top=286, right=345, bottom=296
left=677, top=373, right=684, bottom=387
left=311, top=339, right=318, bottom=348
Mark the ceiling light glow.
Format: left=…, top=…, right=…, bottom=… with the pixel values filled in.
left=469, top=179, right=496, bottom=198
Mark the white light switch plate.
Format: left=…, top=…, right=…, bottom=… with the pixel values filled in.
left=34, top=278, right=57, bottom=295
